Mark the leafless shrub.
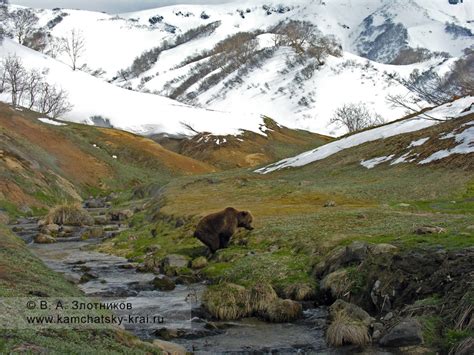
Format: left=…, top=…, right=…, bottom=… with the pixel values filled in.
left=0, top=54, right=73, bottom=117
left=60, top=29, right=86, bottom=71
left=387, top=49, right=473, bottom=116
left=9, top=7, right=39, bottom=45
left=330, top=102, right=385, bottom=133
left=0, top=0, right=8, bottom=44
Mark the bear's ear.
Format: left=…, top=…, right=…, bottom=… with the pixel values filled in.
left=240, top=211, right=248, bottom=216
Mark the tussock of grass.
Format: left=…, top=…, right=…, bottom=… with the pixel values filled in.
left=263, top=298, right=302, bottom=323
left=282, top=283, right=316, bottom=301
left=326, top=308, right=370, bottom=347
left=202, top=283, right=251, bottom=320
left=45, top=204, right=94, bottom=226
left=321, top=269, right=352, bottom=299
left=249, top=283, right=278, bottom=314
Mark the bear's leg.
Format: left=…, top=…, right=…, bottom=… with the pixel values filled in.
left=195, top=231, right=220, bottom=253
left=219, top=233, right=232, bottom=248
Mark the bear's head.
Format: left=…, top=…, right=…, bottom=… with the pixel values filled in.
left=237, top=210, right=254, bottom=230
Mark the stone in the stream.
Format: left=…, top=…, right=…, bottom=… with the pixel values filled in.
left=109, top=209, right=133, bottom=222
left=379, top=318, right=423, bottom=347
left=79, top=272, right=99, bottom=283
left=152, top=339, right=186, bottom=355
left=34, top=234, right=56, bottom=244
left=161, top=254, right=189, bottom=276
left=83, top=227, right=104, bottom=239
left=84, top=198, right=106, bottom=209
left=152, top=275, right=176, bottom=291
left=190, top=256, right=208, bottom=269
left=154, top=327, right=184, bottom=340
left=41, top=223, right=60, bottom=236
left=94, top=216, right=108, bottom=225
left=12, top=226, right=24, bottom=232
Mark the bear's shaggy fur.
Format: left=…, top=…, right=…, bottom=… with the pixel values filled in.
left=194, top=207, right=254, bottom=253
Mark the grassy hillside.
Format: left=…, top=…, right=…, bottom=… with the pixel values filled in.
left=0, top=102, right=214, bottom=218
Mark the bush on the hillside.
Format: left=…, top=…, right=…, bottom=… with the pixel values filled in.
left=123, top=21, right=221, bottom=79
left=0, top=54, right=73, bottom=117
left=0, top=0, right=8, bottom=44
left=46, top=204, right=94, bottom=226
left=273, top=20, right=342, bottom=64
left=330, top=102, right=385, bottom=133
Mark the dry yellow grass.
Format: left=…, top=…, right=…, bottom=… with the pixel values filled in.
left=326, top=308, right=370, bottom=347
left=202, top=283, right=251, bottom=320
left=263, top=298, right=303, bottom=323
left=46, top=204, right=94, bottom=226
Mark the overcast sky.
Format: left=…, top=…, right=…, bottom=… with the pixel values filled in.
left=12, top=1, right=234, bottom=13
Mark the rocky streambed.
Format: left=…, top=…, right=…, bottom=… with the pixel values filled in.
left=9, top=205, right=330, bottom=354
left=10, top=201, right=472, bottom=354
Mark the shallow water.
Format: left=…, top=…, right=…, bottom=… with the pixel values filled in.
left=29, top=239, right=329, bottom=353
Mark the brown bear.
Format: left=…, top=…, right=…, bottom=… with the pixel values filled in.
left=194, top=207, right=254, bottom=253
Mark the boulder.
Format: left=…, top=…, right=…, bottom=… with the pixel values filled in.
left=94, top=216, right=108, bottom=225
left=41, top=224, right=60, bottom=235
left=369, top=243, right=398, bottom=255
left=34, top=234, right=56, bottom=244
left=109, top=209, right=133, bottom=221
left=152, top=276, right=176, bottom=291
left=162, top=254, right=188, bottom=269
left=190, top=256, right=208, bottom=269
left=84, top=198, right=106, bottom=209
left=152, top=339, right=186, bottom=355
left=379, top=318, right=423, bottom=347
left=79, top=272, right=99, bottom=283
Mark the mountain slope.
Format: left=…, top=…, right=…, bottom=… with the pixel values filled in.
left=0, top=39, right=267, bottom=136
left=0, top=102, right=215, bottom=214
left=257, top=96, right=474, bottom=173
left=4, top=0, right=471, bottom=136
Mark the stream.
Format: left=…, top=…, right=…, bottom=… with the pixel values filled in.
left=12, top=215, right=330, bottom=354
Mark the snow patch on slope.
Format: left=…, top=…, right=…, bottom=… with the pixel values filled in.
left=256, top=97, right=474, bottom=174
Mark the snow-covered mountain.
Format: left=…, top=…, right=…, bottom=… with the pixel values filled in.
left=1, top=0, right=473, bottom=136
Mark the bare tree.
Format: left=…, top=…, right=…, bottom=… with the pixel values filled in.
left=0, top=0, right=9, bottom=44
left=36, top=82, right=73, bottom=118
left=45, top=37, right=64, bottom=59
left=387, top=50, right=473, bottom=119
left=330, top=103, right=385, bottom=133
left=24, top=68, right=43, bottom=109
left=9, top=8, right=39, bottom=45
left=0, top=54, right=73, bottom=117
left=273, top=20, right=342, bottom=64
left=0, top=54, right=27, bottom=107
left=61, top=29, right=86, bottom=71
